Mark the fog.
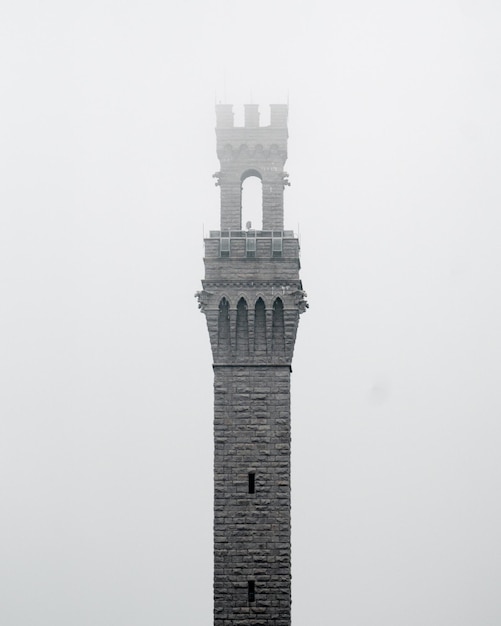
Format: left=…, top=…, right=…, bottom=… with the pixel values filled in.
left=1, top=1, right=501, bottom=624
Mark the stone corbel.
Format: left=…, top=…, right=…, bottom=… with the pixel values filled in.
left=291, top=289, right=309, bottom=314
left=195, top=290, right=211, bottom=312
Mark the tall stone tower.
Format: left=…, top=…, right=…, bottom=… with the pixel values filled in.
left=197, top=103, right=307, bottom=626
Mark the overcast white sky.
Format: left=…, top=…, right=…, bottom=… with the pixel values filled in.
left=1, top=1, right=501, bottom=624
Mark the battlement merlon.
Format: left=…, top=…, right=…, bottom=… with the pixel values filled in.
left=215, top=104, right=288, bottom=158
left=215, top=103, right=288, bottom=129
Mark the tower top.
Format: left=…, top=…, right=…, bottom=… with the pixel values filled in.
left=214, top=104, right=289, bottom=232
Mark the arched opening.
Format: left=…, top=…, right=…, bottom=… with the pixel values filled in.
left=254, top=298, right=267, bottom=354
left=272, top=298, right=285, bottom=354
left=241, top=170, right=263, bottom=231
left=218, top=298, right=230, bottom=354
left=236, top=298, right=249, bottom=357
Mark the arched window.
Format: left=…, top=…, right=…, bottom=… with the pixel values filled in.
left=272, top=298, right=285, bottom=354
left=254, top=298, right=267, bottom=354
left=241, top=170, right=263, bottom=231
left=236, top=298, right=249, bottom=357
left=218, top=298, right=230, bottom=354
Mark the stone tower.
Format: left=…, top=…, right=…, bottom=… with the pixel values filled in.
left=196, top=103, right=307, bottom=626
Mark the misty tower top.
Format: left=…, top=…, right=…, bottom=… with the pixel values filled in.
left=214, top=103, right=289, bottom=231
left=197, top=103, right=307, bottom=626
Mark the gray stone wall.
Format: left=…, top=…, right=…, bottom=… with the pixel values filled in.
left=214, top=365, right=291, bottom=626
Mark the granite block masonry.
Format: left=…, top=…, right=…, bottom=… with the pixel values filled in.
left=196, top=103, right=307, bottom=626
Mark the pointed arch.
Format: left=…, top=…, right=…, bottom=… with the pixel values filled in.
left=272, top=297, right=285, bottom=354
left=236, top=297, right=249, bottom=357
left=254, top=297, right=267, bottom=354
left=217, top=297, right=230, bottom=355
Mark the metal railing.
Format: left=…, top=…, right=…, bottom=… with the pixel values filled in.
left=209, top=230, right=295, bottom=238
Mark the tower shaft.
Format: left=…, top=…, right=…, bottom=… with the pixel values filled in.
left=214, top=365, right=291, bottom=624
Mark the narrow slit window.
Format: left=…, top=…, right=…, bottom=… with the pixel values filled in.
left=248, top=580, right=255, bottom=603
left=248, top=472, right=255, bottom=494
